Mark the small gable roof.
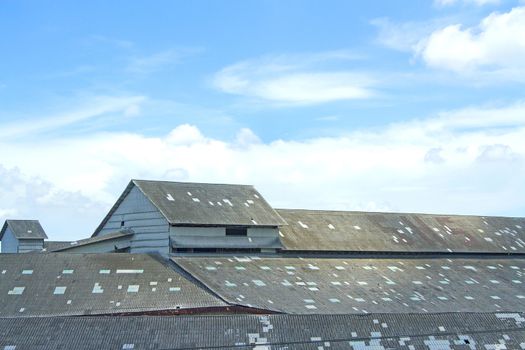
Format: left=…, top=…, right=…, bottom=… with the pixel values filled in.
left=0, top=220, right=48, bottom=240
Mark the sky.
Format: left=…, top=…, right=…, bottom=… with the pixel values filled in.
left=1, top=0, right=525, bottom=241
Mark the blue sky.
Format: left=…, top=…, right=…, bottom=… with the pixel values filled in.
left=1, top=0, right=525, bottom=240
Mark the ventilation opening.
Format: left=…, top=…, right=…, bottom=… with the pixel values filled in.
left=464, top=340, right=470, bottom=345
left=120, top=221, right=125, bottom=227
left=225, top=227, right=248, bottom=236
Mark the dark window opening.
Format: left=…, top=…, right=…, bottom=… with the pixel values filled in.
left=120, top=221, right=125, bottom=227
left=225, top=227, right=248, bottom=236
left=464, top=340, right=470, bottom=345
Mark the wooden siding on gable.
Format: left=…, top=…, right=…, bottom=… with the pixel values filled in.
left=1, top=227, right=18, bottom=253
left=98, top=186, right=170, bottom=254
left=18, top=238, right=44, bottom=252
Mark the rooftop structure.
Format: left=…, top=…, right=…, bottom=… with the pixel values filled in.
left=1, top=179, right=524, bottom=348
left=0, top=220, right=48, bottom=253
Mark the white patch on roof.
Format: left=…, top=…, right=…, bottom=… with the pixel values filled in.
left=53, top=286, right=67, bottom=295
left=328, top=224, right=335, bottom=230
left=166, top=193, right=175, bottom=201
left=298, top=221, right=309, bottom=229
left=192, top=197, right=200, bottom=202
left=127, top=285, right=140, bottom=293
left=22, top=270, right=33, bottom=275
left=8, top=287, right=25, bottom=295
left=116, top=269, right=144, bottom=274
left=92, top=283, right=104, bottom=294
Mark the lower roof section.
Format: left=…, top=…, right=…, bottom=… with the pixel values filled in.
left=277, top=209, right=525, bottom=254
left=0, top=253, right=226, bottom=317
left=1, top=312, right=524, bottom=349
left=173, top=256, right=525, bottom=315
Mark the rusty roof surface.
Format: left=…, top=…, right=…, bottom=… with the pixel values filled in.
left=0, top=253, right=226, bottom=317
left=277, top=209, right=525, bottom=253
left=173, top=256, right=525, bottom=315
left=1, top=312, right=525, bottom=349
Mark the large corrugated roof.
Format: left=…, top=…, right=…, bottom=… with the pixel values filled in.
left=0, top=220, right=48, bottom=240
left=1, top=313, right=524, bottom=349
left=173, top=256, right=525, bottom=315
left=0, top=253, right=226, bottom=317
left=134, top=179, right=287, bottom=226
left=277, top=209, right=525, bottom=253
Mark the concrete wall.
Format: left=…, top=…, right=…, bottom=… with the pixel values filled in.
left=98, top=186, right=170, bottom=254
left=18, top=239, right=44, bottom=253
left=1, top=227, right=18, bottom=253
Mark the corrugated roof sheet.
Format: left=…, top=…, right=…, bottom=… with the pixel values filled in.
left=277, top=209, right=525, bottom=253
left=1, top=313, right=524, bottom=349
left=53, top=231, right=133, bottom=252
left=174, top=256, right=525, bottom=314
left=0, top=220, right=48, bottom=240
left=134, top=179, right=287, bottom=226
left=0, top=253, right=226, bottom=317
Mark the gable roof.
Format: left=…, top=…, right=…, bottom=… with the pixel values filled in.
left=93, top=180, right=286, bottom=236
left=0, top=220, right=48, bottom=240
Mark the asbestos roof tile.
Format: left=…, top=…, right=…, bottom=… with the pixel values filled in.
left=173, top=256, right=525, bottom=315
left=277, top=209, right=525, bottom=253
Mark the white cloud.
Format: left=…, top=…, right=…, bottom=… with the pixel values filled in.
left=0, top=165, right=106, bottom=241
left=434, top=0, right=500, bottom=6
left=213, top=53, right=375, bottom=105
left=416, top=6, right=525, bottom=74
left=1, top=100, right=525, bottom=240
left=0, top=95, right=146, bottom=139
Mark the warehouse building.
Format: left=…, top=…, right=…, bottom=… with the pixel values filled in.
left=1, top=179, right=524, bottom=349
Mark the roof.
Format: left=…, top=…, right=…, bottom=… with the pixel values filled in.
left=43, top=241, right=73, bottom=252
left=134, top=179, right=286, bottom=226
left=0, top=220, right=48, bottom=240
left=277, top=209, right=525, bottom=253
left=0, top=253, right=226, bottom=317
left=53, top=231, right=133, bottom=252
left=1, top=312, right=524, bottom=349
left=93, top=180, right=286, bottom=236
left=173, top=256, right=525, bottom=314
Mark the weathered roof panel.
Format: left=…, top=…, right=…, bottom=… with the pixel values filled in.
left=0, top=220, right=48, bottom=240
left=134, top=179, right=287, bottom=226
left=174, top=256, right=525, bottom=314
left=277, top=209, right=525, bottom=253
left=0, top=253, right=226, bottom=317
left=1, top=312, right=524, bottom=349
left=53, top=231, right=133, bottom=252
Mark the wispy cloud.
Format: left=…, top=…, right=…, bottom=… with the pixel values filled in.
left=126, top=48, right=204, bottom=74
left=0, top=95, right=146, bottom=139
left=434, top=0, right=500, bottom=7
left=212, top=52, right=375, bottom=105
